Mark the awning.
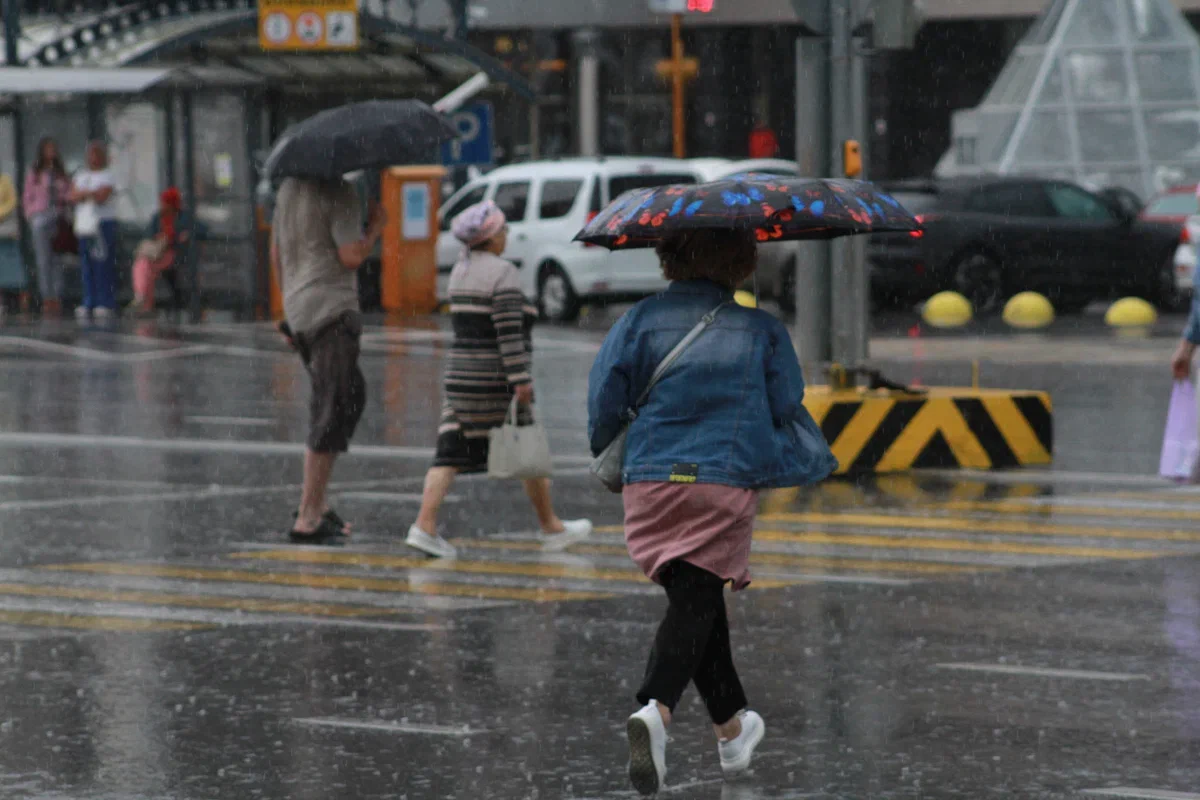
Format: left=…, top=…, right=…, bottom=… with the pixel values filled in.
left=0, top=65, right=263, bottom=96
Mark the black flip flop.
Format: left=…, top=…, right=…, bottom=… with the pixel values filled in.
left=291, top=509, right=350, bottom=535
left=287, top=516, right=345, bottom=544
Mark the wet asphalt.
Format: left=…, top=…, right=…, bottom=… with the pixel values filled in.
left=0, top=309, right=1196, bottom=799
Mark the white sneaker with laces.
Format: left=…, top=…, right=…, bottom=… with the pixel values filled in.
left=627, top=701, right=668, bottom=796
left=405, top=524, right=458, bottom=559
left=75, top=306, right=90, bottom=321
left=541, top=518, right=593, bottom=552
left=718, top=709, right=765, bottom=776
left=93, top=307, right=114, bottom=320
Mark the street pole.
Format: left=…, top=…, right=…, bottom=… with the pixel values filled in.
left=572, top=29, right=600, bottom=157
left=671, top=13, right=686, bottom=158
left=793, top=0, right=869, bottom=384
left=4, top=0, right=29, bottom=310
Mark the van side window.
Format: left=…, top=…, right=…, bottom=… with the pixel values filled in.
left=494, top=181, right=532, bottom=222
left=539, top=180, right=584, bottom=220
left=440, top=184, right=488, bottom=231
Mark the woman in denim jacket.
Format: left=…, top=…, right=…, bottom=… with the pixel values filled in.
left=588, top=229, right=836, bottom=795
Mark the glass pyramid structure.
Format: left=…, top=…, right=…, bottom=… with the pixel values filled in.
left=936, top=0, right=1200, bottom=198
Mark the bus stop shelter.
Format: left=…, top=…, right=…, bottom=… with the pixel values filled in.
left=1, top=1, right=537, bottom=320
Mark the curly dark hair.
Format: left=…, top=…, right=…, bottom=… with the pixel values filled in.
left=656, top=229, right=758, bottom=290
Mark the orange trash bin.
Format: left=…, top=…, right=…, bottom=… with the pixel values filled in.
left=381, top=166, right=446, bottom=315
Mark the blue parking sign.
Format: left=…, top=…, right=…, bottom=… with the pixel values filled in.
left=441, top=103, right=494, bottom=167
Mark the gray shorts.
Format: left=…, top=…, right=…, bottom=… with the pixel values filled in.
left=295, top=312, right=366, bottom=454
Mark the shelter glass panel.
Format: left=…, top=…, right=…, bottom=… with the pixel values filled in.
left=1062, top=0, right=1121, bottom=46
left=1012, top=110, right=1071, bottom=166
left=21, top=101, right=89, bottom=174
left=1133, top=50, right=1197, bottom=102
left=1124, top=0, right=1178, bottom=42
left=1064, top=51, right=1129, bottom=103
left=1143, top=109, right=1200, bottom=161
left=1076, top=110, right=1137, bottom=162
left=191, top=93, right=252, bottom=238
left=105, top=101, right=165, bottom=225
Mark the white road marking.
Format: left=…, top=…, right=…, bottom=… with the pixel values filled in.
left=294, top=717, right=487, bottom=736
left=0, top=596, right=444, bottom=631
left=0, top=432, right=593, bottom=466
left=935, top=663, right=1150, bottom=682
left=1083, top=789, right=1200, bottom=800
left=0, top=336, right=217, bottom=362
left=185, top=415, right=273, bottom=427
left=0, top=567, right=505, bottom=612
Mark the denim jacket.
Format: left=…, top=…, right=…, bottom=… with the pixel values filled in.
left=587, top=279, right=837, bottom=489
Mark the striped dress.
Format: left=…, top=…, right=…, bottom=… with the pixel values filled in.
left=434, top=250, right=538, bottom=473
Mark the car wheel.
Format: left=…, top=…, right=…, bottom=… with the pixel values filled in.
left=951, top=251, right=1005, bottom=315
left=537, top=263, right=581, bottom=323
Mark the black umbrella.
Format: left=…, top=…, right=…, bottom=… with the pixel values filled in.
left=574, top=174, right=920, bottom=249
left=265, top=100, right=457, bottom=181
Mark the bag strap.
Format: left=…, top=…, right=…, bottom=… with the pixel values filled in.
left=632, top=302, right=726, bottom=412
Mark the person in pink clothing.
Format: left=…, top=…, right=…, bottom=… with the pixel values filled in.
left=23, top=138, right=70, bottom=315
left=588, top=229, right=836, bottom=795
left=130, top=187, right=191, bottom=314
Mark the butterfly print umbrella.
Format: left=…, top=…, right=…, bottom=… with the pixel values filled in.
left=574, top=173, right=920, bottom=249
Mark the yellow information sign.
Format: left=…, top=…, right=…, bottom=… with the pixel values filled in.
left=259, top=0, right=359, bottom=51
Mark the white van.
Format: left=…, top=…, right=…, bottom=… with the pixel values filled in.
left=437, top=158, right=700, bottom=321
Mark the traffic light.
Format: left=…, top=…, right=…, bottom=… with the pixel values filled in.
left=843, top=139, right=862, bottom=178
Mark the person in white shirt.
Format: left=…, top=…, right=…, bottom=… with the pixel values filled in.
left=68, top=141, right=117, bottom=320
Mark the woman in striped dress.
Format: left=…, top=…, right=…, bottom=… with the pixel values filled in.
left=406, top=200, right=592, bottom=559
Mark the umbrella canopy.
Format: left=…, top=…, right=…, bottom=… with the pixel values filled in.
left=574, top=174, right=920, bottom=249
left=265, top=99, right=457, bottom=181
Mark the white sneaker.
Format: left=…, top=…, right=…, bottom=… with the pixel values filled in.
left=74, top=306, right=90, bottom=321
left=541, top=518, right=593, bottom=552
left=627, top=701, right=668, bottom=796
left=93, top=307, right=114, bottom=320
left=718, top=709, right=765, bottom=776
left=405, top=524, right=458, bottom=559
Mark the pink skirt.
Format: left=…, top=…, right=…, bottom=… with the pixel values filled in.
left=623, top=481, right=758, bottom=591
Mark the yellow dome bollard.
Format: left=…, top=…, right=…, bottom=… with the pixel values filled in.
left=1002, top=292, right=1055, bottom=330
left=734, top=290, right=757, bottom=309
left=1105, top=297, right=1158, bottom=328
left=921, top=291, right=973, bottom=328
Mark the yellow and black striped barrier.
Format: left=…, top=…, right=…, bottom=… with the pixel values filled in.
left=803, top=387, right=1052, bottom=474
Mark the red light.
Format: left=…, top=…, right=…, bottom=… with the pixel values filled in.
left=687, top=0, right=714, bottom=11
left=1182, top=225, right=1191, bottom=244
left=910, top=214, right=926, bottom=238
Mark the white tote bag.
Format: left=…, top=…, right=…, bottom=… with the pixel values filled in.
left=488, top=397, right=553, bottom=480
left=73, top=201, right=100, bottom=238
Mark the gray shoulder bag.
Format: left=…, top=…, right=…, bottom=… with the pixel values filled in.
left=590, top=303, right=726, bottom=493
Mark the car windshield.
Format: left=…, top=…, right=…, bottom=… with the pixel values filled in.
left=608, top=173, right=697, bottom=198
left=1144, top=192, right=1199, bottom=217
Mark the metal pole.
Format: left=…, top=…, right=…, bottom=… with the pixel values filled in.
left=2, top=0, right=19, bottom=67
left=671, top=13, right=686, bottom=158
left=181, top=92, right=200, bottom=323
left=793, top=23, right=832, bottom=376
left=573, top=29, right=600, bottom=157
left=830, top=19, right=869, bottom=369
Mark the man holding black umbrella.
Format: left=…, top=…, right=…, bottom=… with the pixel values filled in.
left=273, top=175, right=384, bottom=541
left=264, top=98, right=455, bottom=542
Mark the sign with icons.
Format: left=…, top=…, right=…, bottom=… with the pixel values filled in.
left=259, top=1, right=358, bottom=50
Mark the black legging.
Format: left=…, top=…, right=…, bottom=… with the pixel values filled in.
left=636, top=559, right=747, bottom=725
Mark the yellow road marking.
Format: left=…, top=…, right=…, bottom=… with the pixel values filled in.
left=454, top=539, right=986, bottom=575
left=748, top=530, right=1161, bottom=560
left=40, top=563, right=612, bottom=603
left=759, top=511, right=1200, bottom=543
left=596, top=526, right=1162, bottom=559
left=230, top=549, right=649, bottom=582
left=0, top=609, right=205, bottom=632
left=930, top=499, right=1200, bottom=522
left=0, top=582, right=398, bottom=618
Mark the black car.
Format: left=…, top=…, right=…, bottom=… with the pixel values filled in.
left=870, top=177, right=1183, bottom=313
